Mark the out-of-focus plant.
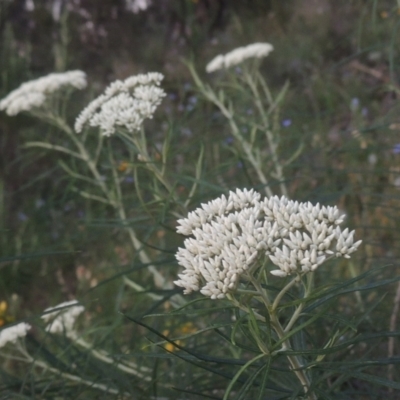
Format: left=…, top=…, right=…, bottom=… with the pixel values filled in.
left=0, top=69, right=195, bottom=299
left=188, top=42, right=303, bottom=198
left=0, top=301, right=152, bottom=396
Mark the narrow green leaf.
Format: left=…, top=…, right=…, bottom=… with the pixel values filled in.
left=223, top=353, right=265, bottom=400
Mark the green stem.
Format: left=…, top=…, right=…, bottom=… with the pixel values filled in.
left=269, top=312, right=316, bottom=399
left=247, top=273, right=272, bottom=309
left=44, top=114, right=175, bottom=295
left=243, top=71, right=288, bottom=197
left=15, top=344, right=126, bottom=396
left=120, top=131, right=175, bottom=195
left=272, top=277, right=299, bottom=311
left=117, top=205, right=169, bottom=289
left=210, top=91, right=273, bottom=197
left=53, top=115, right=114, bottom=202
left=283, top=273, right=312, bottom=332
left=107, top=141, right=169, bottom=288
left=248, top=272, right=315, bottom=399
left=32, top=359, right=125, bottom=395
left=73, top=336, right=150, bottom=379
left=188, top=64, right=273, bottom=197
left=284, top=302, right=305, bottom=333
left=226, top=294, right=266, bottom=323
left=23, top=141, right=83, bottom=159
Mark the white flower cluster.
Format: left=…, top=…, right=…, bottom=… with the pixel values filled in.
left=206, top=43, right=274, bottom=73
left=0, top=322, right=31, bottom=348
left=0, top=70, right=87, bottom=116
left=125, top=0, right=151, bottom=13
left=42, top=300, right=84, bottom=337
left=74, top=72, right=166, bottom=136
left=174, top=189, right=362, bottom=299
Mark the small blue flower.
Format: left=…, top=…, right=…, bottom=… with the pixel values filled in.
left=188, top=96, right=197, bottom=105
left=350, top=98, right=360, bottom=111
left=124, top=176, right=135, bottom=183
left=361, top=107, right=368, bottom=117
left=224, top=137, right=234, bottom=145
left=35, top=198, right=45, bottom=208
left=393, top=144, right=400, bottom=154
left=281, top=119, right=292, bottom=128
left=181, top=128, right=192, bottom=137
left=17, top=212, right=28, bottom=222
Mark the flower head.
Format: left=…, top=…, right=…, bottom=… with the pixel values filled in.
left=0, top=322, right=31, bottom=348
left=74, top=72, right=166, bottom=136
left=125, top=0, right=151, bottom=13
left=206, top=43, right=274, bottom=73
left=174, top=189, right=362, bottom=299
left=42, top=300, right=84, bottom=337
left=0, top=70, right=87, bottom=116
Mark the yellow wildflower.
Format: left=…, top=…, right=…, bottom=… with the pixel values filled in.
left=118, top=161, right=129, bottom=172
left=380, top=10, right=389, bottom=19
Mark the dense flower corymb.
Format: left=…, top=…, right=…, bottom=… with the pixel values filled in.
left=0, top=322, right=31, bottom=348
left=42, top=300, right=84, bottom=337
left=0, top=70, right=87, bottom=116
left=74, top=72, right=166, bottom=136
left=206, top=43, right=274, bottom=73
left=174, top=189, right=362, bottom=299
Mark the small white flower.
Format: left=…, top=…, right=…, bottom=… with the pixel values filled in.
left=0, top=71, right=87, bottom=116
left=75, top=72, right=165, bottom=135
left=0, top=322, right=31, bottom=348
left=206, top=43, right=274, bottom=73
left=42, top=300, right=84, bottom=337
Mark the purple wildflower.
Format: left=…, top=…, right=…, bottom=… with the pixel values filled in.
left=393, top=144, right=400, bottom=154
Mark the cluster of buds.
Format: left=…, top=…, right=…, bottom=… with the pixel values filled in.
left=0, top=71, right=87, bottom=116
left=74, top=72, right=165, bottom=136
left=206, top=43, right=274, bottom=73
left=174, top=189, right=362, bottom=299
